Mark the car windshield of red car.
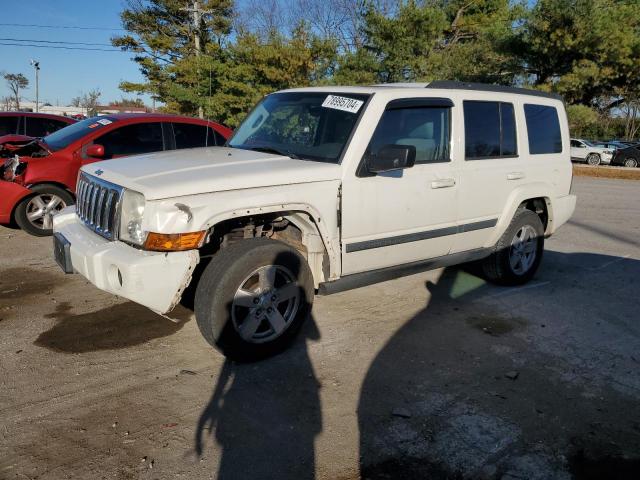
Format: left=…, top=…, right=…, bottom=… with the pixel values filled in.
left=43, top=116, right=118, bottom=152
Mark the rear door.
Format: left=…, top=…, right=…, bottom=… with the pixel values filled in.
left=452, top=100, right=520, bottom=253
left=570, top=139, right=587, bottom=160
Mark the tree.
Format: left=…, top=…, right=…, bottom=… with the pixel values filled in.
left=3, top=73, right=29, bottom=110
left=511, top=0, right=640, bottom=105
left=110, top=97, right=146, bottom=108
left=112, top=0, right=234, bottom=115
left=72, top=90, right=102, bottom=116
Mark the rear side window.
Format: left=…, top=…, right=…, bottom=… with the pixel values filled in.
left=25, top=117, right=69, bottom=137
left=464, top=101, right=517, bottom=159
left=524, top=104, right=562, bottom=154
left=96, top=123, right=164, bottom=158
left=172, top=122, right=219, bottom=149
left=366, top=106, right=451, bottom=164
left=0, top=116, right=19, bottom=136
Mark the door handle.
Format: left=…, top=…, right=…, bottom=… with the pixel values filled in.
left=507, top=172, right=525, bottom=180
left=430, top=178, right=456, bottom=189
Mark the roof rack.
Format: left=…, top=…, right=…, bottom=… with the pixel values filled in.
left=425, top=81, right=563, bottom=100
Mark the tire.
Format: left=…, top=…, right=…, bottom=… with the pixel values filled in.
left=586, top=153, right=601, bottom=166
left=14, top=184, right=74, bottom=236
left=624, top=158, right=638, bottom=168
left=481, top=209, right=545, bottom=286
left=194, top=238, right=314, bottom=361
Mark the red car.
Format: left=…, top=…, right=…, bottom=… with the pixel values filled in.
left=0, top=111, right=77, bottom=149
left=1, top=113, right=232, bottom=236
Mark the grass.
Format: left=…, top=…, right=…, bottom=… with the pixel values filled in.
left=572, top=164, right=640, bottom=180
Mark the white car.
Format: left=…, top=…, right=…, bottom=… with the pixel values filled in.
left=53, top=81, right=576, bottom=360
left=570, top=138, right=613, bottom=165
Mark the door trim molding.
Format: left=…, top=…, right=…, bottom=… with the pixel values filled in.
left=345, top=218, right=497, bottom=253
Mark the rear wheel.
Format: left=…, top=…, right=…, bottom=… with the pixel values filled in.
left=14, top=184, right=74, bottom=236
left=194, top=238, right=314, bottom=361
left=482, top=209, right=544, bottom=286
left=624, top=157, right=638, bottom=168
left=586, top=153, right=601, bottom=166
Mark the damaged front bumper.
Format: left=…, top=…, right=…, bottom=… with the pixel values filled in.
left=52, top=207, right=199, bottom=314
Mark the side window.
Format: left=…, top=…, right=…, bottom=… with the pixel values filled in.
left=96, top=123, right=163, bottom=158
left=212, top=128, right=227, bottom=146
left=464, top=101, right=517, bottom=159
left=26, top=118, right=69, bottom=137
left=173, top=122, right=217, bottom=149
left=366, top=106, right=451, bottom=164
left=570, top=140, right=582, bottom=148
left=524, top=104, right=562, bottom=154
left=0, top=116, right=19, bottom=136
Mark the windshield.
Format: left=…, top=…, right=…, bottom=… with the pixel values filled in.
left=228, top=92, right=370, bottom=163
left=43, top=116, right=117, bottom=151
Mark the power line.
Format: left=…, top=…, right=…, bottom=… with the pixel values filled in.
left=0, top=42, right=123, bottom=52
left=0, top=22, right=125, bottom=31
left=0, top=37, right=114, bottom=47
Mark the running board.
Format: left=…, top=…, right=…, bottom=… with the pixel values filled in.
left=317, top=248, right=491, bottom=295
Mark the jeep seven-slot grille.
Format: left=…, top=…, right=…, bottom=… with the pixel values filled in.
left=76, top=173, right=123, bottom=240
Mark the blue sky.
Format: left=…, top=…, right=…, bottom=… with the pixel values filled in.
left=0, top=0, right=149, bottom=106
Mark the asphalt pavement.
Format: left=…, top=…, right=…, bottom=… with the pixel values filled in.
left=1, top=176, right=639, bottom=480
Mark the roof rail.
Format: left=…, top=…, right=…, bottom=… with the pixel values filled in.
left=426, top=80, right=563, bottom=100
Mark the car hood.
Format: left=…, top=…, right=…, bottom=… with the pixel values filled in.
left=83, top=147, right=343, bottom=200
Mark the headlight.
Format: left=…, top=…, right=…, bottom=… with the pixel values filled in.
left=119, top=189, right=147, bottom=245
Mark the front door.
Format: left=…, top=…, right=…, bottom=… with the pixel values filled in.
left=341, top=99, right=458, bottom=275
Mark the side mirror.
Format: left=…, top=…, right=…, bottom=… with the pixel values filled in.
left=367, top=144, right=416, bottom=174
left=86, top=144, right=105, bottom=158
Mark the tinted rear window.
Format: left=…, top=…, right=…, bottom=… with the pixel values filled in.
left=25, top=117, right=70, bottom=137
left=0, top=116, right=19, bottom=136
left=464, top=101, right=517, bottom=159
left=524, top=104, right=562, bottom=154
left=172, top=122, right=219, bottom=149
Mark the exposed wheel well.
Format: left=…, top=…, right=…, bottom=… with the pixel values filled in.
left=198, top=212, right=329, bottom=285
left=519, top=197, right=549, bottom=231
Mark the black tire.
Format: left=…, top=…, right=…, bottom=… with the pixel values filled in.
left=14, top=184, right=75, bottom=237
left=481, top=209, right=545, bottom=286
left=586, top=153, right=601, bottom=166
left=624, top=157, right=638, bottom=168
left=194, top=238, right=314, bottom=361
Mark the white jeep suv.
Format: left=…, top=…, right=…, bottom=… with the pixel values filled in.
left=53, top=81, right=576, bottom=360
left=570, top=138, right=613, bottom=165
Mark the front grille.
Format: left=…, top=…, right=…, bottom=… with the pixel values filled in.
left=76, top=172, right=123, bottom=240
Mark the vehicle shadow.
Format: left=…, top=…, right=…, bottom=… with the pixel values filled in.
left=34, top=301, right=192, bottom=353
left=357, top=251, right=640, bottom=479
left=194, top=251, right=322, bottom=480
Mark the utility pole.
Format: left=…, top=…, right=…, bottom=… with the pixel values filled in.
left=30, top=59, right=40, bottom=112
left=182, top=0, right=211, bottom=119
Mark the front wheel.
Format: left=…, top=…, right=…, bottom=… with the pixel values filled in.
left=586, top=153, right=601, bottom=166
left=194, top=238, right=314, bottom=361
left=14, top=184, right=74, bottom=236
left=624, top=158, right=638, bottom=168
left=481, top=209, right=545, bottom=286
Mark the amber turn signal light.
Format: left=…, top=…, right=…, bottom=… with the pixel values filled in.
left=143, top=231, right=206, bottom=251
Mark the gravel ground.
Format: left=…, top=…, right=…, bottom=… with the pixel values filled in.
left=1, top=176, right=639, bottom=480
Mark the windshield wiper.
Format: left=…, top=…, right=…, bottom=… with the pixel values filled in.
left=245, top=146, right=300, bottom=160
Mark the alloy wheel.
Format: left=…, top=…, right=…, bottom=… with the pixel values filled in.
left=509, top=225, right=538, bottom=275
left=231, top=264, right=301, bottom=344
left=25, top=194, right=67, bottom=230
